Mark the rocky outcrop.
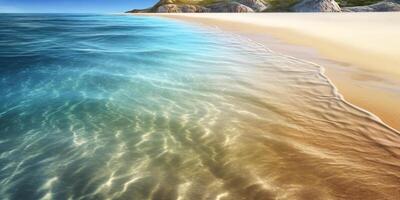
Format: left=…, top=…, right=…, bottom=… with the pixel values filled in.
left=157, top=4, right=180, bottom=12
left=342, top=0, right=400, bottom=11
left=126, top=8, right=151, bottom=13
left=237, top=0, right=268, bottom=11
left=207, top=2, right=255, bottom=12
left=156, top=4, right=209, bottom=12
left=127, top=0, right=259, bottom=13
left=291, top=0, right=341, bottom=11
left=126, top=0, right=400, bottom=13
left=154, top=2, right=255, bottom=13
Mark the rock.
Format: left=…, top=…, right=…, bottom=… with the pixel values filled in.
left=156, top=4, right=209, bottom=13
left=291, top=0, right=341, bottom=12
left=181, top=5, right=210, bottom=12
left=126, top=9, right=151, bottom=13
left=237, top=0, right=268, bottom=11
left=208, top=2, right=255, bottom=12
left=342, top=0, right=400, bottom=11
left=128, top=0, right=400, bottom=13
left=128, top=1, right=255, bottom=13
left=157, top=4, right=180, bottom=12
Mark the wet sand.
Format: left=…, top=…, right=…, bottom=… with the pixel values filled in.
left=2, top=14, right=400, bottom=199
left=140, top=13, right=400, bottom=131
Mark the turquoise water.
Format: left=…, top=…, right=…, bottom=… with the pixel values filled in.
left=0, top=14, right=399, bottom=199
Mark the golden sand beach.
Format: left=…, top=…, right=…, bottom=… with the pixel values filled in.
left=143, top=12, right=400, bottom=131
left=2, top=13, right=400, bottom=199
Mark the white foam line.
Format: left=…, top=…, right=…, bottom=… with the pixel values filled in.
left=271, top=45, right=400, bottom=135
left=148, top=15, right=399, bottom=135
left=196, top=22, right=400, bottom=135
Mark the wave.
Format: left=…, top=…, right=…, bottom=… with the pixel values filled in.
left=0, top=14, right=399, bottom=200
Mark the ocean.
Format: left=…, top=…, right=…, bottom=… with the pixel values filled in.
left=0, top=14, right=399, bottom=200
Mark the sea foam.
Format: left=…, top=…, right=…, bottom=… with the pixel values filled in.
left=0, top=14, right=399, bottom=200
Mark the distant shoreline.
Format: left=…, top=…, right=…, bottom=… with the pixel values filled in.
left=133, top=13, right=400, bottom=131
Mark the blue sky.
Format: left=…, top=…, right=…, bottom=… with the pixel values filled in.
left=0, top=0, right=158, bottom=13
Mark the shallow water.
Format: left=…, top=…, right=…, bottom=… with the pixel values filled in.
left=0, top=14, right=399, bottom=200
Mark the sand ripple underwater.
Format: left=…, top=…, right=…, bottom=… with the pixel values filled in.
left=0, top=14, right=399, bottom=200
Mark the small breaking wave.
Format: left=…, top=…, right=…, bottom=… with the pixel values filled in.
left=0, top=14, right=399, bottom=200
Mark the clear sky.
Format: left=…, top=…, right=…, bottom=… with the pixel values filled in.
left=0, top=0, right=158, bottom=13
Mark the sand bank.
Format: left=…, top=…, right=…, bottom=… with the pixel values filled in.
left=138, top=13, right=400, bottom=130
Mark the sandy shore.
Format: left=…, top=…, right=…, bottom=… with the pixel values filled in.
left=136, top=13, right=400, bottom=131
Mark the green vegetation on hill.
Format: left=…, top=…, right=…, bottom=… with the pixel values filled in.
left=198, top=0, right=221, bottom=5
left=266, top=0, right=300, bottom=11
left=335, top=0, right=381, bottom=6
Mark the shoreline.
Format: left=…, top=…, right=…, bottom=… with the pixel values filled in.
left=135, top=13, right=400, bottom=131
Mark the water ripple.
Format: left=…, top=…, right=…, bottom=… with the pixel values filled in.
left=0, top=14, right=399, bottom=200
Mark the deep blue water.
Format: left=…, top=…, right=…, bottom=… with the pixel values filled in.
left=0, top=14, right=226, bottom=200
left=0, top=14, right=399, bottom=200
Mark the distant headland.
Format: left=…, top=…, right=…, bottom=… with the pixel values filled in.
left=127, top=0, right=400, bottom=13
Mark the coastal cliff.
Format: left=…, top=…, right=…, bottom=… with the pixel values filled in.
left=126, top=0, right=400, bottom=12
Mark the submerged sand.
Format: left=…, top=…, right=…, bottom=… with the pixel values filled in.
left=2, top=13, right=400, bottom=200
left=141, top=12, right=400, bottom=131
